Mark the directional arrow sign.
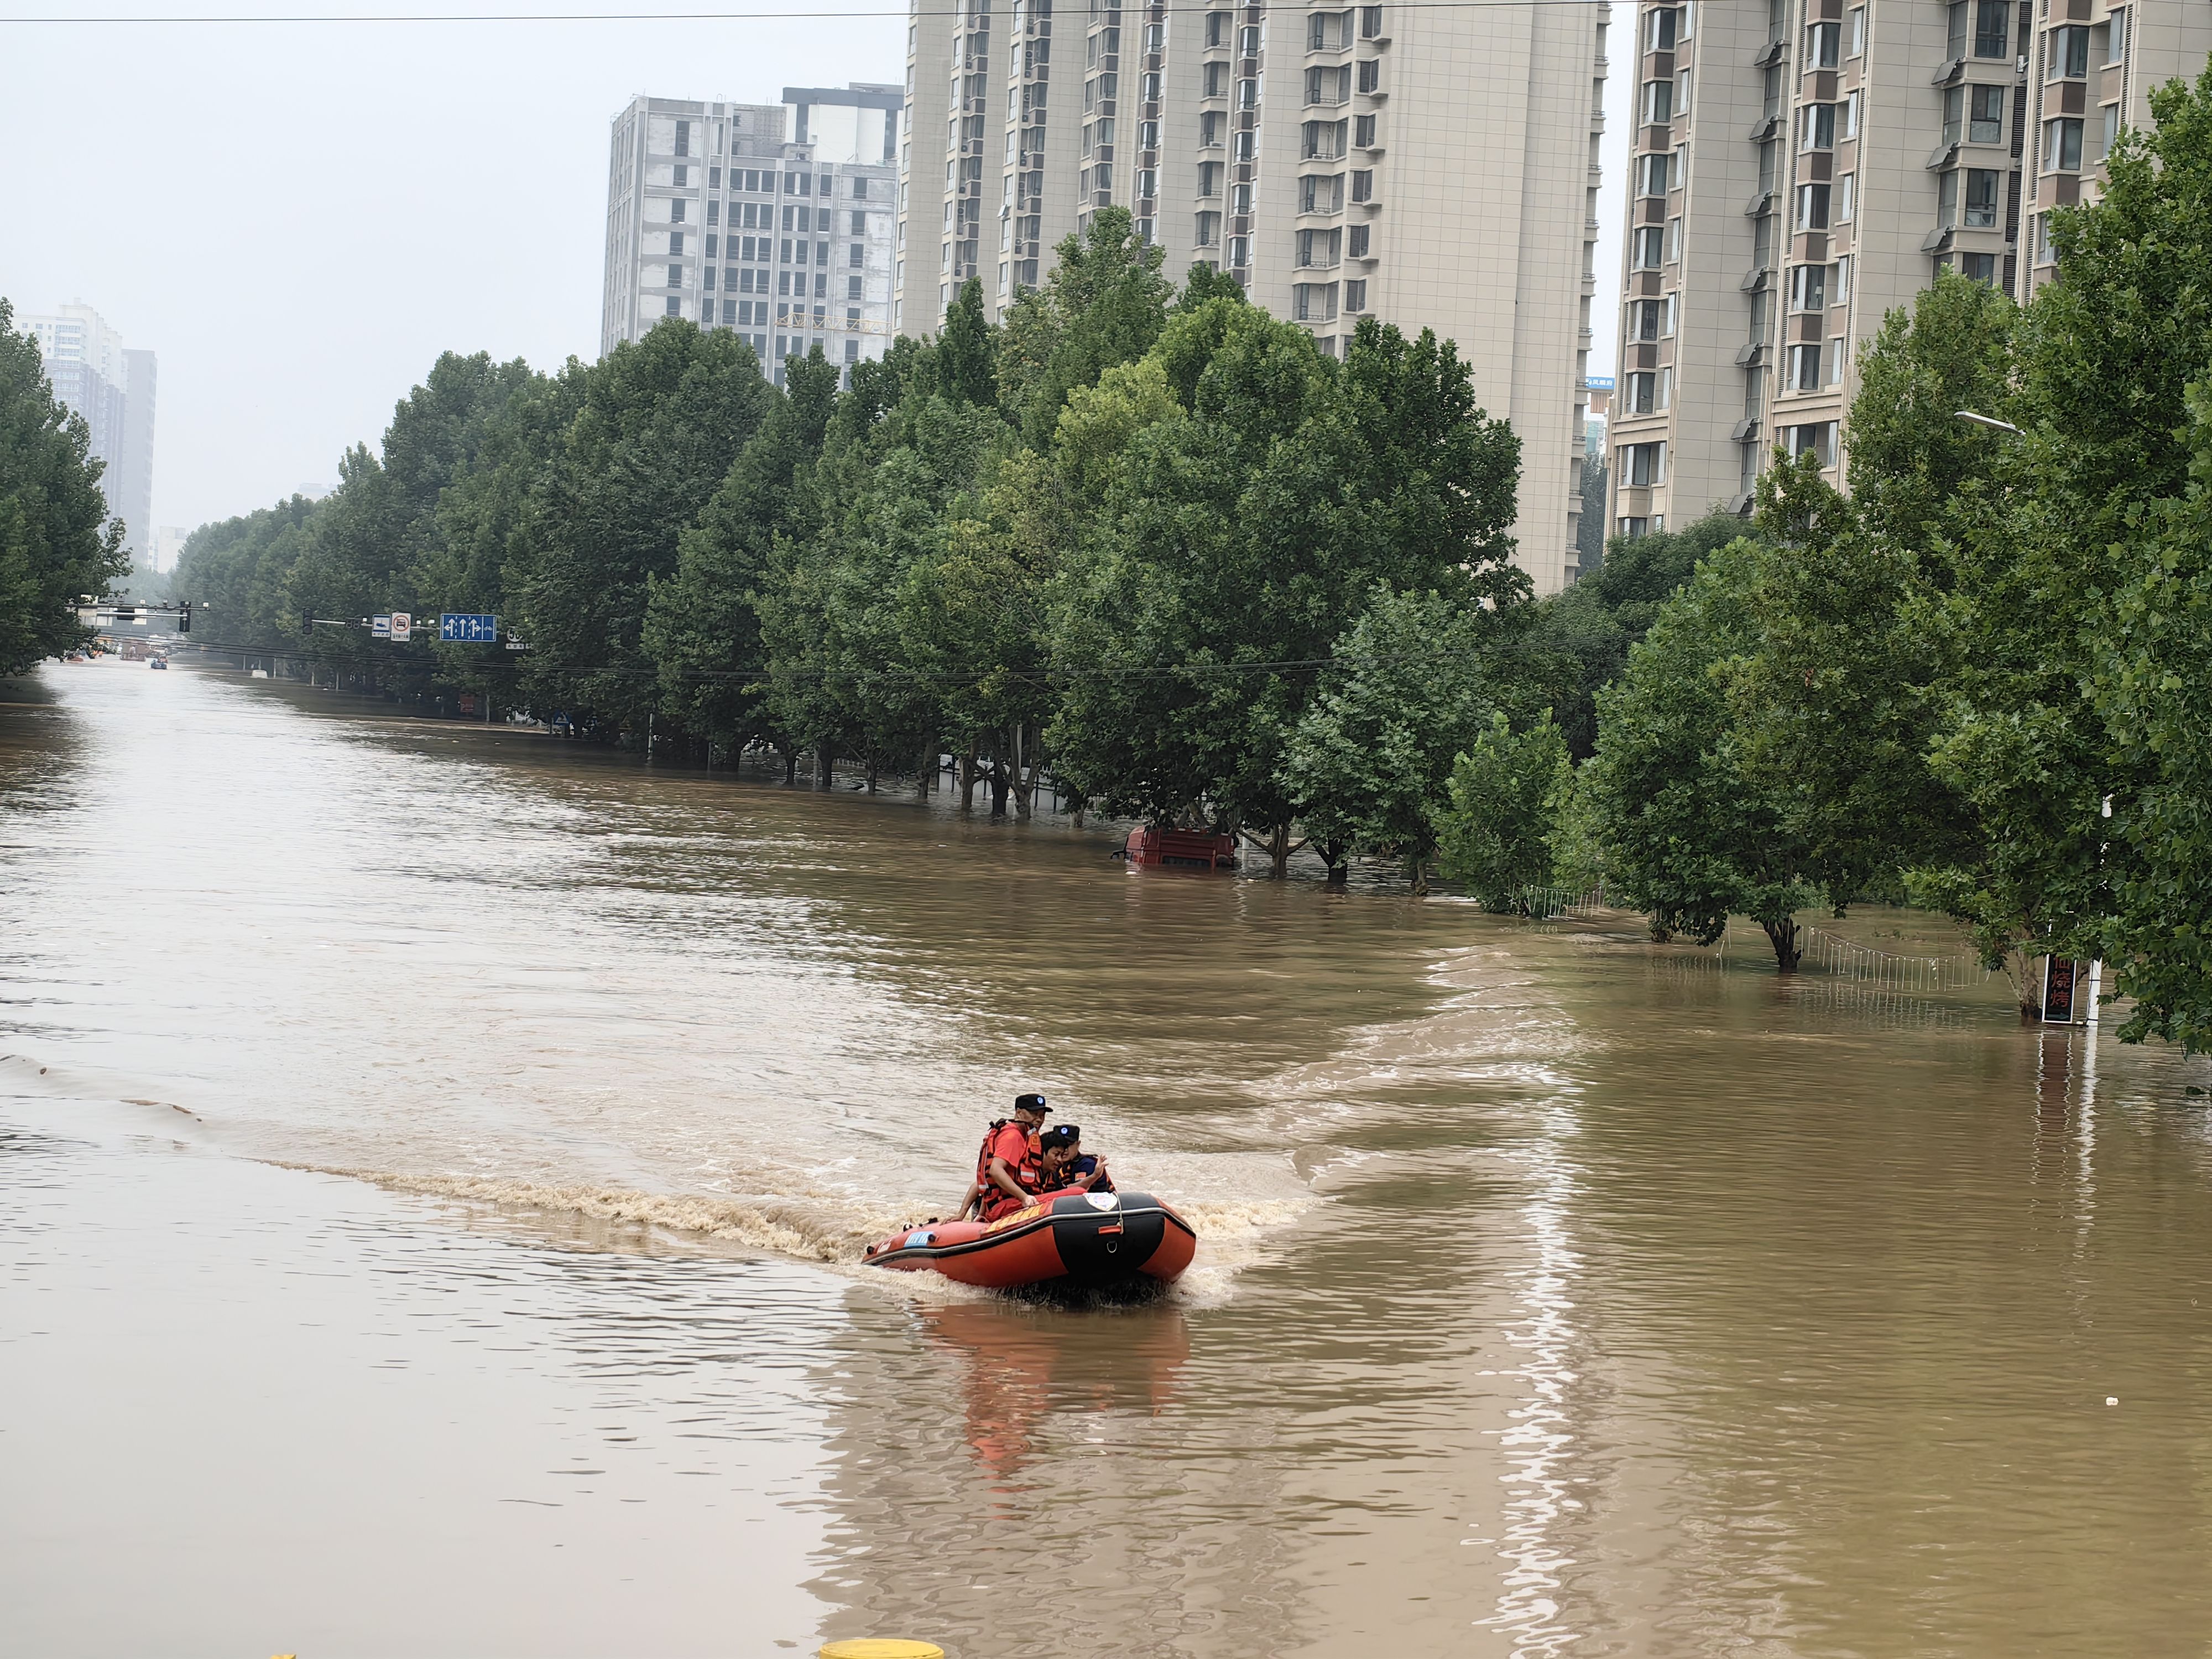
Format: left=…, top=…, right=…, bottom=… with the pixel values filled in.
left=439, top=612, right=499, bottom=643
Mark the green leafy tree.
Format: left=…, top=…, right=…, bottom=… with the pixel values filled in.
left=1437, top=711, right=1571, bottom=911
left=1585, top=538, right=1818, bottom=967
left=508, top=320, right=771, bottom=739
left=1281, top=586, right=1495, bottom=893
left=0, top=298, right=128, bottom=672
left=996, top=206, right=1173, bottom=446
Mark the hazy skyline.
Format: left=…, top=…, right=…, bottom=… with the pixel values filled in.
left=1, top=1, right=1630, bottom=540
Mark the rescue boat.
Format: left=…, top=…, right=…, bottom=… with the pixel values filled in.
left=864, top=1188, right=1197, bottom=1291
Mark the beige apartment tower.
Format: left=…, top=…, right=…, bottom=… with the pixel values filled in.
left=898, top=0, right=1610, bottom=594
left=1608, top=0, right=2212, bottom=540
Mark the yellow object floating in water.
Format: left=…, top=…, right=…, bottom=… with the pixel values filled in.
left=820, top=1644, right=945, bottom=1659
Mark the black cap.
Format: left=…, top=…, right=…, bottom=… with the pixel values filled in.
left=1014, top=1092, right=1050, bottom=1114
left=1039, top=1123, right=1080, bottom=1150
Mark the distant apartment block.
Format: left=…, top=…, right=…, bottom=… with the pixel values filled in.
left=895, top=0, right=1609, bottom=594
left=26, top=304, right=156, bottom=567
left=602, top=86, right=901, bottom=384
left=1606, top=0, right=2211, bottom=540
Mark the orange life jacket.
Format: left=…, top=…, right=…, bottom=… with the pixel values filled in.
left=975, top=1119, right=1041, bottom=1203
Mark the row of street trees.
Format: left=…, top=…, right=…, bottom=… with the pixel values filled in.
left=160, top=64, right=2212, bottom=1049
left=1577, top=66, right=2212, bottom=1047
left=171, top=212, right=1588, bottom=885
left=0, top=298, right=129, bottom=674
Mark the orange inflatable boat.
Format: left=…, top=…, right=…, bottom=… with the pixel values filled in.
left=864, top=1189, right=1198, bottom=1291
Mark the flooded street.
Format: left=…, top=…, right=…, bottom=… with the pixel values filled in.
left=7, top=660, right=2212, bottom=1657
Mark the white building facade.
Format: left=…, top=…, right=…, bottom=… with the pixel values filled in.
left=26, top=304, right=156, bottom=568
left=895, top=0, right=1608, bottom=594
left=602, top=86, right=901, bottom=383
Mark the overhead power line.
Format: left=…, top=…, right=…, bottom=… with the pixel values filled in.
left=2, top=0, right=1607, bottom=22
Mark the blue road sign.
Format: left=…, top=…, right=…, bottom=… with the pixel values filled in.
left=439, top=612, right=499, bottom=643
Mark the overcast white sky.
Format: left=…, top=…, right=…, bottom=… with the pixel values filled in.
left=0, top=1, right=1631, bottom=537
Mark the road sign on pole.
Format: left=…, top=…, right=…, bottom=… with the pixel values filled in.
left=372, top=615, right=392, bottom=638
left=439, top=612, right=499, bottom=643
left=389, top=612, right=412, bottom=641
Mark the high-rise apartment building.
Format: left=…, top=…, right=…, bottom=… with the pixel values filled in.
left=1607, top=0, right=2211, bottom=539
left=602, top=86, right=901, bottom=383
left=2022, top=0, right=2212, bottom=288
left=25, top=305, right=155, bottom=567
left=896, top=0, right=1609, bottom=594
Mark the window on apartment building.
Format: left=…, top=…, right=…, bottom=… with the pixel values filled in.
left=703, top=265, right=716, bottom=290
left=1837, top=173, right=1855, bottom=221
left=1969, top=84, right=2006, bottom=143
left=1300, top=173, right=1344, bottom=211
left=1629, top=299, right=1660, bottom=341
left=1229, top=234, right=1250, bottom=267
left=1626, top=371, right=1658, bottom=415
left=1973, top=0, right=2007, bottom=56
left=1296, top=227, right=1342, bottom=267
left=849, top=274, right=864, bottom=299
left=666, top=295, right=681, bottom=316
left=1351, top=169, right=1374, bottom=202
left=1666, top=216, right=1683, bottom=263
left=1195, top=210, right=1220, bottom=246
left=1806, top=20, right=1840, bottom=67
left=1848, top=6, right=1866, bottom=55
left=1796, top=183, right=1830, bottom=229
left=1239, top=24, right=1261, bottom=56
left=1801, top=102, right=1837, bottom=149
left=1841, top=92, right=1858, bottom=139
left=1789, top=263, right=1828, bottom=311
left=670, top=199, right=688, bottom=223
left=1641, top=79, right=1672, bottom=124
left=1759, top=139, right=1780, bottom=193
left=1938, top=168, right=1960, bottom=227
left=670, top=231, right=686, bottom=257
left=675, top=119, right=691, bottom=156
left=1959, top=251, right=1999, bottom=283
left=1677, top=67, right=1693, bottom=116
left=1622, top=441, right=1666, bottom=487
left=1361, top=6, right=1383, bottom=38
left=1139, top=119, right=1160, bottom=148
left=1945, top=2, right=1969, bottom=58
left=1204, top=61, right=1228, bottom=96
left=1302, top=120, right=1348, bottom=158
left=2098, top=101, right=2121, bottom=160
left=1645, top=6, right=1678, bottom=50
left=1636, top=152, right=1669, bottom=196
left=1789, top=342, right=1824, bottom=392
left=1358, top=58, right=1380, bottom=93
left=1633, top=225, right=1666, bottom=268
left=1344, top=278, right=1368, bottom=311
left=1307, top=10, right=1337, bottom=49
left=1784, top=421, right=1838, bottom=466
left=1348, top=223, right=1369, bottom=255
left=2050, top=24, right=2091, bottom=78
left=668, top=262, right=685, bottom=287
left=1354, top=113, right=1376, bottom=146
left=707, top=201, right=721, bottom=227
left=2107, top=7, right=2128, bottom=61
left=1201, top=111, right=1225, bottom=146
left=1235, top=129, right=1256, bottom=159
left=1835, top=254, right=1851, bottom=302
left=1238, top=76, right=1260, bottom=108
left=1964, top=168, right=1999, bottom=227
left=1763, top=65, right=1784, bottom=122
left=1198, top=160, right=1223, bottom=196
left=1292, top=281, right=1339, bottom=321
left=1206, top=9, right=1229, bottom=46
left=1305, top=66, right=1350, bottom=105
left=2046, top=117, right=2084, bottom=171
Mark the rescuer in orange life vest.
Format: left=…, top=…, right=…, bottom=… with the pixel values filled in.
left=958, top=1092, right=1052, bottom=1223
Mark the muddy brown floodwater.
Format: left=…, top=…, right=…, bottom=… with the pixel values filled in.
left=5, top=659, right=2212, bottom=1658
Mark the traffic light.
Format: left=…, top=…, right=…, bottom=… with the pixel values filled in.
left=177, top=601, right=191, bottom=634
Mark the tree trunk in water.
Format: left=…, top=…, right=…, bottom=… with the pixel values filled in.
left=1647, top=913, right=1673, bottom=943
left=865, top=760, right=877, bottom=793
left=814, top=744, right=834, bottom=790
left=1763, top=916, right=1803, bottom=973
left=1409, top=854, right=1430, bottom=897
left=988, top=749, right=1011, bottom=819
left=959, top=747, right=978, bottom=811
left=783, top=749, right=797, bottom=786
left=1011, top=723, right=1031, bottom=820
left=1267, top=822, right=1292, bottom=880
left=918, top=738, right=936, bottom=796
